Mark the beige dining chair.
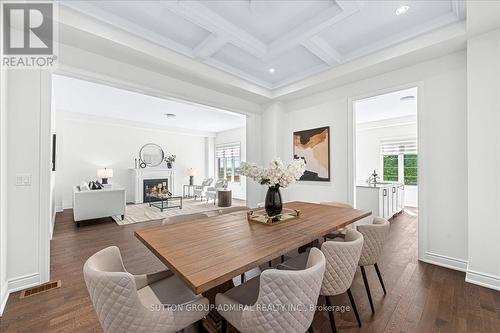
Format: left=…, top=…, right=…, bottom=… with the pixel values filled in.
left=83, top=246, right=209, bottom=333
left=357, top=216, right=390, bottom=313
left=162, top=213, right=209, bottom=225
left=215, top=248, right=326, bottom=333
left=321, top=201, right=354, bottom=241
left=278, top=229, right=364, bottom=332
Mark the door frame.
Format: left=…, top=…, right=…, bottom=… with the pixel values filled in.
left=347, top=81, right=425, bottom=260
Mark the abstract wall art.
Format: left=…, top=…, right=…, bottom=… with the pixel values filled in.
left=293, top=126, right=330, bottom=181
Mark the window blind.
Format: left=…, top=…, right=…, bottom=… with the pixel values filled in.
left=216, top=143, right=240, bottom=158
left=380, top=137, right=417, bottom=155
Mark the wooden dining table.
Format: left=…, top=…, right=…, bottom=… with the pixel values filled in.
left=135, top=201, right=371, bottom=293
left=135, top=201, right=371, bottom=331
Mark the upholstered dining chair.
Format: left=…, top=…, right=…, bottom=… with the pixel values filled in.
left=83, top=246, right=209, bottom=333
left=357, top=216, right=390, bottom=314
left=321, top=202, right=354, bottom=241
left=193, top=178, right=213, bottom=200
left=278, top=229, right=364, bottom=333
left=162, top=212, right=209, bottom=225
left=215, top=247, right=326, bottom=333
left=206, top=179, right=228, bottom=204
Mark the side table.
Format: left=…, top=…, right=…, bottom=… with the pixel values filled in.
left=217, top=190, right=232, bottom=207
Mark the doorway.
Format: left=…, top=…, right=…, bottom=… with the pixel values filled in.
left=352, top=87, right=418, bottom=224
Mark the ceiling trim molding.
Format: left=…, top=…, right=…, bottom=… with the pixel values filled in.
left=162, top=0, right=268, bottom=59
left=301, top=36, right=342, bottom=66
left=193, top=34, right=227, bottom=59
left=60, top=1, right=469, bottom=96
left=267, top=0, right=361, bottom=59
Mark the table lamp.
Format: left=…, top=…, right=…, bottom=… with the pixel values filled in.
left=97, top=168, right=113, bottom=185
left=188, top=168, right=197, bottom=185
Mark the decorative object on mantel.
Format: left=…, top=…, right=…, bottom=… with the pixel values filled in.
left=241, top=158, right=305, bottom=216
left=293, top=126, right=330, bottom=181
left=97, top=168, right=113, bottom=184
left=165, top=154, right=176, bottom=169
left=247, top=208, right=300, bottom=226
left=187, top=168, right=197, bottom=185
left=139, top=143, right=164, bottom=167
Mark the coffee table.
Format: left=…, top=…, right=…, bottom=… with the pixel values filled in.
left=148, top=194, right=183, bottom=212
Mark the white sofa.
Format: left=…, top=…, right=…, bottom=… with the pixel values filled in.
left=73, top=185, right=126, bottom=227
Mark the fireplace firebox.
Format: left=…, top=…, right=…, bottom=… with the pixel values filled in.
left=143, top=178, right=169, bottom=202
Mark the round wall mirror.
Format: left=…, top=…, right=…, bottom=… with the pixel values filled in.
left=139, top=143, right=164, bottom=167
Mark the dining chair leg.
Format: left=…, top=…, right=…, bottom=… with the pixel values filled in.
left=197, top=319, right=206, bottom=333
left=324, top=295, right=337, bottom=333
left=241, top=273, right=245, bottom=284
left=221, top=318, right=228, bottom=333
left=360, top=266, right=375, bottom=314
left=268, top=261, right=272, bottom=267
left=347, top=288, right=362, bottom=327
left=374, top=263, right=387, bottom=295
left=281, top=255, right=284, bottom=263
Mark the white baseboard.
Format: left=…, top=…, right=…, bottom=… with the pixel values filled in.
left=466, top=269, right=500, bottom=291
left=7, top=273, right=41, bottom=293
left=0, top=283, right=8, bottom=316
left=420, top=251, right=468, bottom=272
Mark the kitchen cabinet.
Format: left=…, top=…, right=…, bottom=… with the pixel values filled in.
left=356, top=182, right=404, bottom=223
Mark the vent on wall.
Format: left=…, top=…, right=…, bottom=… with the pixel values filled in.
left=19, top=280, right=61, bottom=299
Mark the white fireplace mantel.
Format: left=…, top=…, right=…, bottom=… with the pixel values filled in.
left=130, top=168, right=175, bottom=204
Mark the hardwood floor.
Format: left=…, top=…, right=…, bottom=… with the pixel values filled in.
left=1, top=208, right=499, bottom=332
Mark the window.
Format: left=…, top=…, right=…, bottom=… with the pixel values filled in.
left=383, top=155, right=399, bottom=182
left=381, top=138, right=418, bottom=186
left=216, top=143, right=241, bottom=183
left=404, top=154, right=418, bottom=186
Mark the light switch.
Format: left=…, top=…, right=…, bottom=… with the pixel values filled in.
left=15, top=174, right=31, bottom=186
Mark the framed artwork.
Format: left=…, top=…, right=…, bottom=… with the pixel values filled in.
left=293, top=126, right=330, bottom=181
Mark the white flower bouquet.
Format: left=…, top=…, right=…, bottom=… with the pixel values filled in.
left=240, top=158, right=306, bottom=188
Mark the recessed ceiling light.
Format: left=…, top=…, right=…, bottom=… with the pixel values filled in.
left=164, top=113, right=176, bottom=118
left=400, top=95, right=415, bottom=102
left=395, top=5, right=409, bottom=15
left=269, top=68, right=275, bottom=73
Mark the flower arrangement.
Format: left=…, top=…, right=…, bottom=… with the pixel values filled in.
left=165, top=154, right=176, bottom=169
left=241, top=158, right=306, bottom=188
left=165, top=154, right=176, bottom=163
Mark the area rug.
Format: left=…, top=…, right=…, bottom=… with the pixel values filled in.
left=113, top=198, right=246, bottom=225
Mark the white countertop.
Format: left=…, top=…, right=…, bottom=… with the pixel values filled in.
left=356, top=181, right=403, bottom=188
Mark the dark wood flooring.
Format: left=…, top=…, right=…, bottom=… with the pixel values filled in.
left=1, top=208, right=499, bottom=333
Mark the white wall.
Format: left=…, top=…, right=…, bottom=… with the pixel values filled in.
left=277, top=51, right=468, bottom=271
left=466, top=28, right=500, bottom=290
left=0, top=69, right=8, bottom=314
left=4, top=70, right=51, bottom=299
left=215, top=127, right=247, bottom=200
left=56, top=111, right=209, bottom=208
left=356, top=116, right=418, bottom=207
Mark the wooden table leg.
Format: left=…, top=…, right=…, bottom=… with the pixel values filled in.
left=202, top=279, right=234, bottom=333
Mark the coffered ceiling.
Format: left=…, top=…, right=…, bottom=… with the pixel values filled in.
left=62, top=0, right=466, bottom=90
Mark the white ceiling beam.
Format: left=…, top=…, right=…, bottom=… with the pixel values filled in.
left=193, top=34, right=227, bottom=59
left=301, top=36, right=342, bottom=66
left=161, top=0, right=268, bottom=59
left=267, top=0, right=361, bottom=60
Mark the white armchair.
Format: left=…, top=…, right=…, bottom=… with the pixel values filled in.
left=193, top=178, right=213, bottom=200
left=206, top=179, right=228, bottom=204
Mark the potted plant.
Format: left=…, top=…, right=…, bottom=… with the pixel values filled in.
left=241, top=158, right=305, bottom=216
left=165, top=154, right=176, bottom=169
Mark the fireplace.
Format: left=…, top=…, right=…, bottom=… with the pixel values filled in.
left=143, top=178, right=169, bottom=203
